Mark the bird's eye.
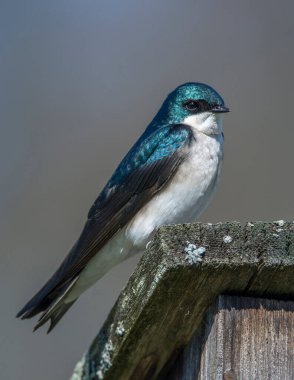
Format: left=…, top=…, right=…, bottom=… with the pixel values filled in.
left=182, top=100, right=200, bottom=111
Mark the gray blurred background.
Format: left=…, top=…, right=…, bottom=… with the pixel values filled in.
left=1, top=1, right=294, bottom=379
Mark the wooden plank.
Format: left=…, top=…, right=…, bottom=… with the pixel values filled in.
left=70, top=221, right=294, bottom=380
left=163, top=295, right=294, bottom=380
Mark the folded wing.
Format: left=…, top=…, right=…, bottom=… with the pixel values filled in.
left=17, top=124, right=193, bottom=329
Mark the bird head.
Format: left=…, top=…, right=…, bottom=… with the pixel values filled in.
left=151, top=82, right=229, bottom=136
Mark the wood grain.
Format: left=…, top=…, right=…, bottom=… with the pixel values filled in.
left=164, top=295, right=294, bottom=380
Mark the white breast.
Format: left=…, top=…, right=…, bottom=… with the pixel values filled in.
left=125, top=129, right=224, bottom=248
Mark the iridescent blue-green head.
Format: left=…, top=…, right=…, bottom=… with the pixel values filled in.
left=150, top=82, right=229, bottom=136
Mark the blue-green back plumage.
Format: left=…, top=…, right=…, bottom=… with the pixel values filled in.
left=99, top=124, right=191, bottom=202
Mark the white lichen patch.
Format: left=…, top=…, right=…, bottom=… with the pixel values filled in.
left=97, top=370, right=104, bottom=379
left=70, top=354, right=86, bottom=380
left=184, top=242, right=206, bottom=264
left=276, top=228, right=283, bottom=233
left=134, top=275, right=146, bottom=294
left=274, top=220, right=285, bottom=227
left=146, top=264, right=166, bottom=298
left=247, top=222, right=254, bottom=227
left=223, top=235, right=233, bottom=244
left=96, top=340, right=114, bottom=379
left=115, top=321, right=125, bottom=337
left=120, top=294, right=130, bottom=311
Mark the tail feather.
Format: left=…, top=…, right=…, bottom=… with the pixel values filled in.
left=32, top=276, right=79, bottom=332
left=34, top=300, right=76, bottom=333
left=16, top=282, right=58, bottom=319
left=17, top=243, right=80, bottom=321
left=17, top=274, right=80, bottom=332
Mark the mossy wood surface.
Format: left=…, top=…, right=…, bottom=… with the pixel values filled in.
left=71, top=221, right=294, bottom=380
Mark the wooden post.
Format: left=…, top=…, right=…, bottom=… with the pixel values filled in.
left=163, top=295, right=294, bottom=380
left=70, top=221, right=294, bottom=380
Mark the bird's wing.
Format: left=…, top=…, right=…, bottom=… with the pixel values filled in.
left=17, top=124, right=193, bottom=319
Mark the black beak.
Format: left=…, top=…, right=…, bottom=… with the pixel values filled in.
left=212, top=105, right=230, bottom=113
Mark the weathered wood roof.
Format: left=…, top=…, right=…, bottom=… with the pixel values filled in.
left=71, top=221, right=294, bottom=380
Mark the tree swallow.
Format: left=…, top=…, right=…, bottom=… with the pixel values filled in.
left=17, top=82, right=229, bottom=332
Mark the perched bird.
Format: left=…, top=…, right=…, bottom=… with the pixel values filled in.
left=17, top=82, right=229, bottom=332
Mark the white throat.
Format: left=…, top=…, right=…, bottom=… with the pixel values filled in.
left=182, top=112, right=224, bottom=136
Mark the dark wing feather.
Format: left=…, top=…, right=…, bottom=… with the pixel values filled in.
left=17, top=124, right=193, bottom=319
